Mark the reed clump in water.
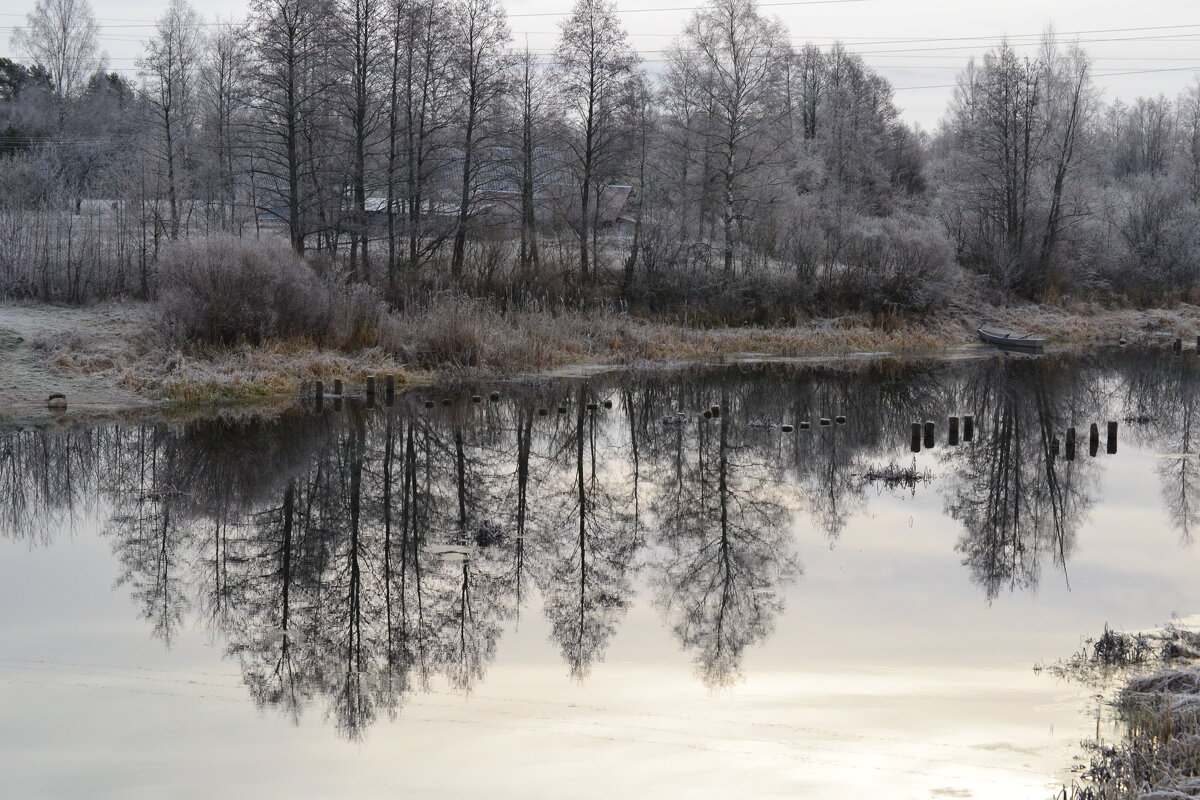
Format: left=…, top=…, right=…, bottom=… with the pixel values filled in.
left=858, top=459, right=932, bottom=490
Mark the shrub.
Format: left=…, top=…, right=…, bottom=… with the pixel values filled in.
left=155, top=235, right=372, bottom=347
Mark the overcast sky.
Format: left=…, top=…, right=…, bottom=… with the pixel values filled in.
left=2, top=0, right=1198, bottom=129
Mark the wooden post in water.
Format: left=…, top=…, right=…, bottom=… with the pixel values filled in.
left=910, top=423, right=922, bottom=453
left=314, top=380, right=324, bottom=412
left=949, top=416, right=960, bottom=446
left=1052, top=436, right=1060, bottom=457
left=333, top=378, right=344, bottom=397
left=1066, top=427, right=1077, bottom=460
left=1107, top=421, right=1119, bottom=454
left=923, top=421, right=935, bottom=449
left=1175, top=338, right=1183, bottom=353
left=366, top=375, right=376, bottom=398
left=366, top=393, right=376, bottom=409
left=385, top=374, right=396, bottom=401
left=1089, top=423, right=1100, bottom=457
left=963, top=415, right=975, bottom=441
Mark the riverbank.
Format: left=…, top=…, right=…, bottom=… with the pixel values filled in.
left=4, top=299, right=1200, bottom=426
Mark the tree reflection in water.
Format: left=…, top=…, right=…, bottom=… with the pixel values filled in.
left=942, top=356, right=1099, bottom=600
left=0, top=352, right=1185, bottom=737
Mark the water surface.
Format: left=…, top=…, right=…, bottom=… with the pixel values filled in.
left=3, top=350, right=1199, bottom=799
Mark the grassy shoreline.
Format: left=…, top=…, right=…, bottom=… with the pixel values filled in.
left=5, top=299, right=1200, bottom=425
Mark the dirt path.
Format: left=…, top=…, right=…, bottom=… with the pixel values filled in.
left=0, top=302, right=152, bottom=425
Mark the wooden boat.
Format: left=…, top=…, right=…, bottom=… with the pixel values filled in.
left=977, top=325, right=1047, bottom=349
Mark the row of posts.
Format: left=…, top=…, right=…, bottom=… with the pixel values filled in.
left=910, top=416, right=1120, bottom=457
left=911, top=415, right=974, bottom=452
left=1172, top=337, right=1200, bottom=352
left=1056, top=421, right=1119, bottom=459
left=313, top=375, right=399, bottom=410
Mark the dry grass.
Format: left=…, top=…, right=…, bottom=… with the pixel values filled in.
left=157, top=343, right=408, bottom=407
left=984, top=302, right=1200, bottom=345
left=381, top=296, right=966, bottom=374
left=22, top=293, right=1200, bottom=410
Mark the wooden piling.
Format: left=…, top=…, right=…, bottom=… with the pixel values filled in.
left=781, top=424, right=794, bottom=433
left=835, top=415, right=847, bottom=425
left=489, top=391, right=500, bottom=402
left=949, top=416, right=960, bottom=446
left=1107, top=421, right=1119, bottom=454
left=587, top=402, right=599, bottom=411
left=366, top=375, right=376, bottom=397
left=1175, top=338, right=1183, bottom=352
left=923, top=421, right=935, bottom=449
left=603, top=399, right=613, bottom=409
left=963, top=415, right=975, bottom=441
left=314, top=380, right=324, bottom=412
left=710, top=405, right=720, bottom=416
left=333, top=378, right=343, bottom=397
left=911, top=423, right=922, bottom=452
left=819, top=418, right=831, bottom=427
left=538, top=408, right=548, bottom=416
left=385, top=374, right=396, bottom=399
left=1089, top=423, right=1100, bottom=456
left=424, top=400, right=435, bottom=409
left=1066, top=427, right=1076, bottom=460
left=1052, top=436, right=1060, bottom=457
left=472, top=395, right=482, bottom=403
left=799, top=421, right=811, bottom=430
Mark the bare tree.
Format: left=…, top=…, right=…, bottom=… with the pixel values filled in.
left=340, top=0, right=386, bottom=280
left=199, top=20, right=253, bottom=233
left=11, top=0, right=101, bottom=101
left=1037, top=40, right=1092, bottom=275
left=447, top=0, right=511, bottom=279
left=140, top=0, right=204, bottom=240
left=673, top=0, right=790, bottom=276
left=554, top=0, right=637, bottom=283
left=512, top=44, right=550, bottom=278
left=942, top=41, right=1046, bottom=295
left=248, top=0, right=339, bottom=253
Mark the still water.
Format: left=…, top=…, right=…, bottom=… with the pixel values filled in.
left=3, top=350, right=1199, bottom=799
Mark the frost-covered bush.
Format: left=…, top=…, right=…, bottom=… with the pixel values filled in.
left=156, top=235, right=385, bottom=348
left=833, top=212, right=960, bottom=312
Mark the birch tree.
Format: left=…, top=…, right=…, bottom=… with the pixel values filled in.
left=11, top=0, right=100, bottom=101
left=554, top=0, right=637, bottom=283
left=675, top=0, right=790, bottom=276
left=447, top=0, right=511, bottom=279
left=140, top=0, right=204, bottom=240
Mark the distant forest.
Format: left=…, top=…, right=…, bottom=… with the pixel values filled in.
left=2, top=0, right=1199, bottom=312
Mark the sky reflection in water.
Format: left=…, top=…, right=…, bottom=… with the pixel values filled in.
left=2, top=350, right=1200, bottom=799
